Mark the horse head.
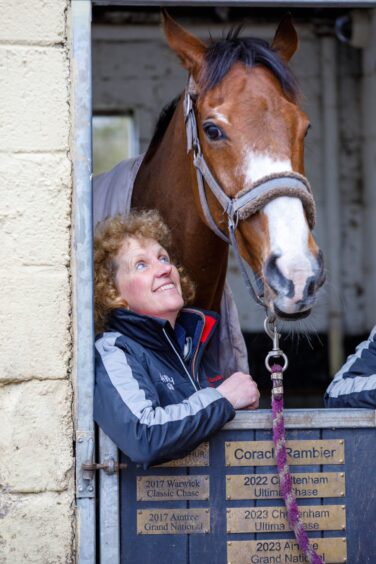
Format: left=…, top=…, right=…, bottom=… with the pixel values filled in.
left=163, top=13, right=325, bottom=320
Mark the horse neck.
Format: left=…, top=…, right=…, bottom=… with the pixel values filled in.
left=132, top=96, right=228, bottom=312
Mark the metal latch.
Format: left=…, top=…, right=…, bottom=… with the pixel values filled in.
left=82, top=459, right=127, bottom=475
left=76, top=431, right=128, bottom=498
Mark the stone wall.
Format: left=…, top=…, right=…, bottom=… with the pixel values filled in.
left=0, top=1, right=74, bottom=562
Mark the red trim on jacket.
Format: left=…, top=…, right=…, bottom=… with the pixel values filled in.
left=200, top=315, right=216, bottom=343
left=207, top=375, right=224, bottom=388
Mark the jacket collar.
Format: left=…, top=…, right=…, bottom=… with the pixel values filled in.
left=104, top=307, right=219, bottom=355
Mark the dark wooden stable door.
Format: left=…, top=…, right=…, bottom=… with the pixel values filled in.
left=120, top=411, right=376, bottom=563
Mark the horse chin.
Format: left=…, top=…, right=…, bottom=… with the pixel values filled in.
left=264, top=281, right=316, bottom=321
left=272, top=303, right=312, bottom=321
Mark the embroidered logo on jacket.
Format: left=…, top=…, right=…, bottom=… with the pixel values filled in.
left=159, top=373, right=175, bottom=391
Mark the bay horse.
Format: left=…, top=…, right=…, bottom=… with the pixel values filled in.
left=131, top=13, right=324, bottom=319
left=94, top=13, right=324, bottom=324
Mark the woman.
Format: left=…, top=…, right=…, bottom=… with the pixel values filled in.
left=94, top=210, right=259, bottom=467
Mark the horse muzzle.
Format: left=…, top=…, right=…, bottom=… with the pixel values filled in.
left=263, top=250, right=325, bottom=320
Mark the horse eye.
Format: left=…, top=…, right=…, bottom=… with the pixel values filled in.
left=305, top=124, right=312, bottom=138
left=203, top=122, right=225, bottom=141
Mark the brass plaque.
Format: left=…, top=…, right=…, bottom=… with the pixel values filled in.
left=226, top=472, right=345, bottom=500
left=137, top=509, right=210, bottom=535
left=225, top=440, right=345, bottom=467
left=137, top=475, right=209, bottom=501
left=227, top=504, right=346, bottom=533
left=227, top=538, right=346, bottom=564
left=157, top=442, right=209, bottom=467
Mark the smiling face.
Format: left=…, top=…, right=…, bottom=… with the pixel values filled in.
left=114, top=237, right=184, bottom=327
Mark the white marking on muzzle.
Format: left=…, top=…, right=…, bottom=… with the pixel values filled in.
left=265, top=197, right=313, bottom=302
left=242, top=151, right=313, bottom=303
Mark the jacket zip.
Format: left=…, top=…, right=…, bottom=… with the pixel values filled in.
left=183, top=308, right=205, bottom=384
left=163, top=328, right=199, bottom=392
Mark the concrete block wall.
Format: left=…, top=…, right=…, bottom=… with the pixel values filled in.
left=0, top=1, right=74, bottom=562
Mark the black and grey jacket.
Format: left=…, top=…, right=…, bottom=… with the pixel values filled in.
left=325, top=326, right=376, bottom=408
left=94, top=307, right=235, bottom=467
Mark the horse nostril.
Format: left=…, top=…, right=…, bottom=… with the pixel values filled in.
left=264, top=253, right=293, bottom=298
left=315, top=250, right=326, bottom=289
left=307, top=279, right=316, bottom=297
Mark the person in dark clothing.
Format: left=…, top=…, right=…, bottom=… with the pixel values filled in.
left=93, top=210, right=260, bottom=467
left=324, top=327, right=376, bottom=408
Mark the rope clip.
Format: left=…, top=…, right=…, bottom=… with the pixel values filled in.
left=264, top=316, right=288, bottom=373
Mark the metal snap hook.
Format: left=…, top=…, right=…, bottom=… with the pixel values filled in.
left=263, top=315, right=288, bottom=373
left=264, top=316, right=275, bottom=341
left=265, top=350, right=288, bottom=373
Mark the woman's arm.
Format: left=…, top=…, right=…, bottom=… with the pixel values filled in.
left=94, top=334, right=236, bottom=467
left=325, top=326, right=376, bottom=408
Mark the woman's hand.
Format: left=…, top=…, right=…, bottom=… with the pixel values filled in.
left=217, top=372, right=260, bottom=410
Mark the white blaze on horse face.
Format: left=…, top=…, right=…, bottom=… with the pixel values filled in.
left=211, top=110, right=231, bottom=125
left=265, top=197, right=313, bottom=303
left=242, top=151, right=292, bottom=186
left=242, top=150, right=313, bottom=304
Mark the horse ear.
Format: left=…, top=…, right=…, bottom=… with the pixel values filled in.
left=271, top=15, right=299, bottom=63
left=162, top=11, right=206, bottom=81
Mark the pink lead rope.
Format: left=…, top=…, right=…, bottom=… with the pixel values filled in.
left=265, top=319, right=325, bottom=564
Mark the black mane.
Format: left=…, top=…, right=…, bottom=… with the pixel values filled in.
left=202, top=28, right=298, bottom=97
left=145, top=95, right=180, bottom=161
left=145, top=30, right=298, bottom=159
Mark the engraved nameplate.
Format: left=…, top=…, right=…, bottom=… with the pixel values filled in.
left=137, top=509, right=210, bottom=535
left=226, top=472, right=345, bottom=500
left=227, top=538, right=346, bottom=564
left=137, top=475, right=209, bottom=501
left=225, top=440, right=344, bottom=467
left=157, top=443, right=209, bottom=467
left=227, top=504, right=346, bottom=533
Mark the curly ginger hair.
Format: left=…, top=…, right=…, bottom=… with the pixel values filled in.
left=94, top=210, right=196, bottom=332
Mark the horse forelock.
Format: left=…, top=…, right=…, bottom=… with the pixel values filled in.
left=145, top=31, right=298, bottom=161
left=200, top=32, right=298, bottom=99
